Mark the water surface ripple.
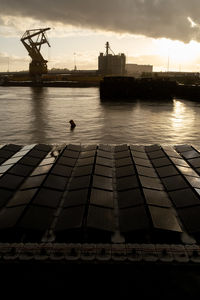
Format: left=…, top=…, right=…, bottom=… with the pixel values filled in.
left=0, top=86, right=200, bottom=145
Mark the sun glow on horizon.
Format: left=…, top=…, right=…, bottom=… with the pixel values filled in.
left=155, top=38, right=200, bottom=66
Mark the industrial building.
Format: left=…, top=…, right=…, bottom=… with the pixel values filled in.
left=98, top=42, right=126, bottom=76
left=126, top=63, right=153, bottom=76
left=150, top=71, right=200, bottom=84
left=152, top=71, right=200, bottom=78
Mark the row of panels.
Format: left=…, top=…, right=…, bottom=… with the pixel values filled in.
left=0, top=144, right=200, bottom=243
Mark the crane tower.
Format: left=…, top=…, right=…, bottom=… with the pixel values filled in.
left=21, top=28, right=51, bottom=80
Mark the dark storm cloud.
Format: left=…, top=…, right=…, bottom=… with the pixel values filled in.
left=1, top=0, right=200, bottom=42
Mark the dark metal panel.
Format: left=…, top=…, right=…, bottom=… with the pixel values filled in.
left=90, top=188, right=114, bottom=208
left=118, top=188, right=144, bottom=208
left=169, top=189, right=200, bottom=208
left=144, top=189, right=171, bottom=207
left=87, top=205, right=115, bottom=232
left=149, top=206, right=182, bottom=232
left=119, top=206, right=150, bottom=232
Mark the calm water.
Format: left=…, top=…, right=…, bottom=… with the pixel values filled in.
left=0, top=86, right=200, bottom=146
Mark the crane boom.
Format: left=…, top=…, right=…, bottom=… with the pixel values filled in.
left=21, top=28, right=51, bottom=80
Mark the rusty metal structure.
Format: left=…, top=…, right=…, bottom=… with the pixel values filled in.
left=21, top=28, right=51, bottom=80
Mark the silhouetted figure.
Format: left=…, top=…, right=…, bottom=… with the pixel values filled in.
left=69, top=119, right=76, bottom=130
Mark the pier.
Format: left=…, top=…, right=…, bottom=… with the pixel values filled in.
left=100, top=76, right=200, bottom=100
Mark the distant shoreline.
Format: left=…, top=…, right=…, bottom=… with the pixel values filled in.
left=0, top=81, right=100, bottom=88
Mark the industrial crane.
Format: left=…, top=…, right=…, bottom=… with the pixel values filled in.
left=21, top=28, right=51, bottom=81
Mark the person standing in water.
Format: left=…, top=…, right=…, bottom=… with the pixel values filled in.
left=69, top=120, right=76, bottom=130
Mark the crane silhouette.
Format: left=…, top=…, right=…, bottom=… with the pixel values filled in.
left=21, top=28, right=51, bottom=81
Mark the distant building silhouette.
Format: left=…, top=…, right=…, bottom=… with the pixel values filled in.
left=126, top=64, right=153, bottom=77
left=98, top=42, right=126, bottom=76
left=152, top=71, right=200, bottom=78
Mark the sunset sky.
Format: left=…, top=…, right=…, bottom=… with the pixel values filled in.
left=1, top=0, right=200, bottom=72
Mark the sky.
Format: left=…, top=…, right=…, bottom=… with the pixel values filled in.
left=1, top=0, right=200, bottom=72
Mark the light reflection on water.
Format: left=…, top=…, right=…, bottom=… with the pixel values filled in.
left=0, top=86, right=200, bottom=145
